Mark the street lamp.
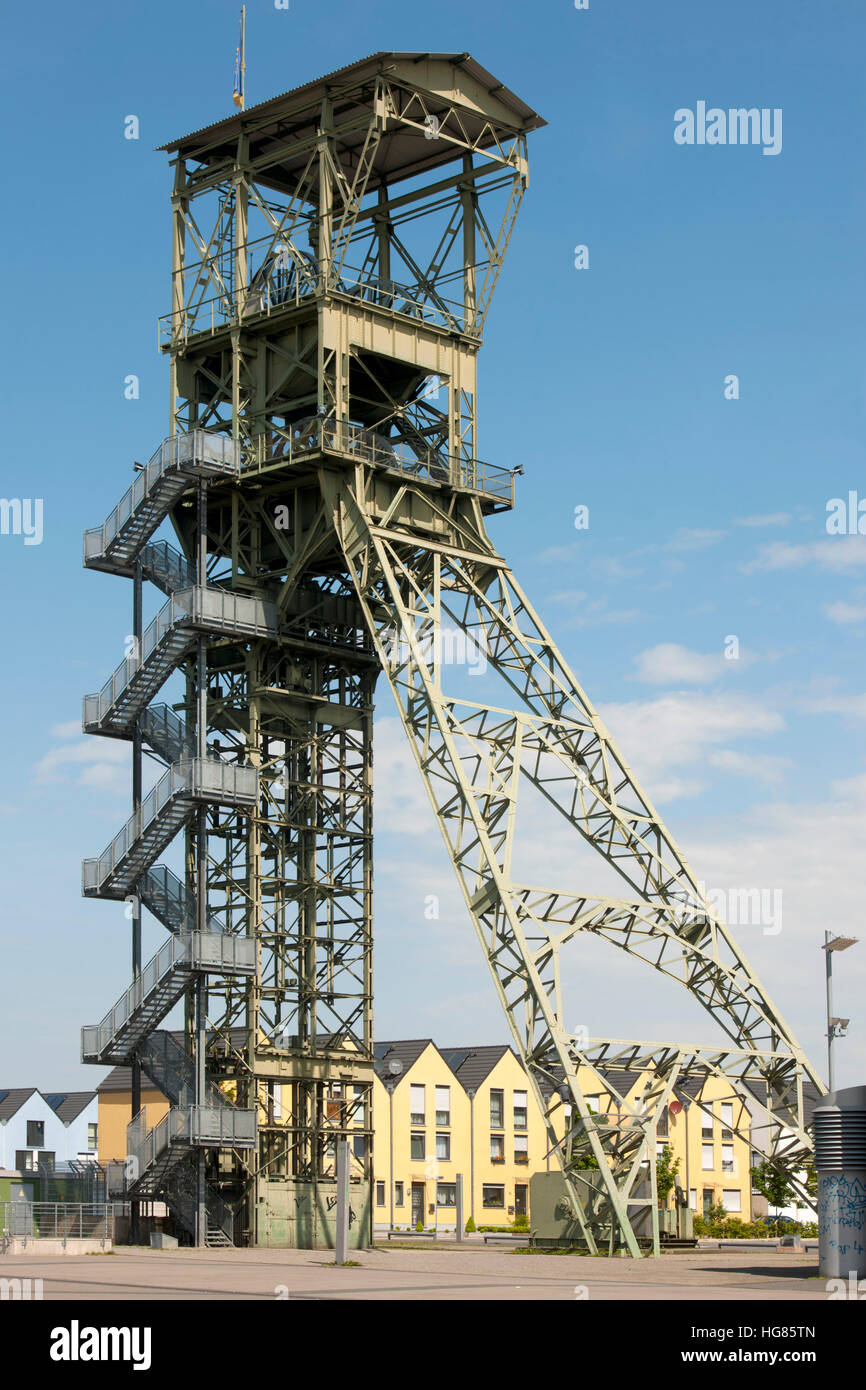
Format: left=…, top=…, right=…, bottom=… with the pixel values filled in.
left=822, top=933, right=858, bottom=1090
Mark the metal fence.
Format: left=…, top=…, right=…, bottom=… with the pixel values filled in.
left=0, top=1202, right=118, bottom=1243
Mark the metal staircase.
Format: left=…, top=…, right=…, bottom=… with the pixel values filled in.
left=138, top=863, right=218, bottom=936
left=139, top=703, right=196, bottom=765
left=139, top=539, right=195, bottom=595
left=82, top=757, right=258, bottom=899
left=83, top=586, right=278, bottom=740
left=81, top=932, right=256, bottom=1065
left=82, top=429, right=260, bottom=1250
left=125, top=1033, right=256, bottom=1247
left=83, top=429, right=238, bottom=576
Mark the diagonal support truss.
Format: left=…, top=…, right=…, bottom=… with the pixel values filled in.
left=326, top=475, right=824, bottom=1255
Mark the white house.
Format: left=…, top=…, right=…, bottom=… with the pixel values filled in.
left=0, top=1089, right=98, bottom=1170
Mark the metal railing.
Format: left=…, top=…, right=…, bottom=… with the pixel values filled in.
left=83, top=590, right=196, bottom=728
left=0, top=1202, right=117, bottom=1242
left=127, top=1105, right=256, bottom=1184
left=82, top=758, right=258, bottom=893
left=248, top=416, right=515, bottom=505
left=139, top=864, right=196, bottom=934
left=139, top=704, right=195, bottom=765
left=81, top=933, right=256, bottom=1061
left=158, top=253, right=473, bottom=347
left=83, top=586, right=277, bottom=731
left=140, top=539, right=195, bottom=593
left=83, top=430, right=238, bottom=562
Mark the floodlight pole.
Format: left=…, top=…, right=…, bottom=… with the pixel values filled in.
left=825, top=931, right=835, bottom=1090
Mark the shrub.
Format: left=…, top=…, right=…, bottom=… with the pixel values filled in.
left=464, top=1216, right=476, bottom=1233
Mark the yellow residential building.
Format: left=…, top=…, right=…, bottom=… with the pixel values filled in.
left=96, top=1036, right=754, bottom=1232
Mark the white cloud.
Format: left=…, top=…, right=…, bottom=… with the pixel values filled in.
left=796, top=690, right=866, bottom=721
left=632, top=642, right=748, bottom=685
left=34, top=734, right=129, bottom=794
left=373, top=716, right=435, bottom=835
left=734, top=512, right=792, bottom=528
left=663, top=528, right=726, bottom=552
left=598, top=691, right=784, bottom=801
left=745, top=537, right=866, bottom=574
left=824, top=600, right=866, bottom=625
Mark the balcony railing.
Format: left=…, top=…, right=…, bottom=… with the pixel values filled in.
left=158, top=251, right=475, bottom=348
left=243, top=416, right=515, bottom=505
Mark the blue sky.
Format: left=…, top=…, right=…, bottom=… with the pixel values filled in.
left=0, top=0, right=864, bottom=1090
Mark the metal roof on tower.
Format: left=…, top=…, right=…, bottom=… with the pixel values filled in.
left=159, top=51, right=545, bottom=187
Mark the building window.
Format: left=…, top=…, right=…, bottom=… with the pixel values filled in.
left=656, top=1140, right=668, bottom=1160
left=376, top=1181, right=386, bottom=1207
left=87, top=1123, right=98, bottom=1150
left=702, top=1189, right=715, bottom=1215
left=353, top=1135, right=366, bottom=1161
left=657, top=1108, right=669, bottom=1137
left=514, top=1135, right=529, bottom=1165
left=410, top=1132, right=425, bottom=1161
left=489, top=1089, right=504, bottom=1128
left=435, top=1085, right=450, bottom=1127
left=436, top=1132, right=450, bottom=1161
left=437, top=1183, right=457, bottom=1207
left=39, top=1152, right=55, bottom=1172
left=394, top=1182, right=404, bottom=1207
left=490, top=1134, right=505, bottom=1163
left=482, top=1184, right=505, bottom=1208
left=26, top=1121, right=44, bottom=1148
left=689, top=1188, right=697, bottom=1211
left=722, top=1189, right=741, bottom=1213
left=513, top=1090, right=528, bottom=1130
left=720, top=1102, right=733, bottom=1136
left=701, top=1108, right=714, bottom=1137
left=721, top=1144, right=735, bottom=1174
left=15, top=1151, right=37, bottom=1172
left=701, top=1143, right=714, bottom=1170
left=410, top=1084, right=425, bottom=1126
left=584, top=1095, right=599, bottom=1114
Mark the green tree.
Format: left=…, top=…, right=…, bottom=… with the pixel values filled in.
left=750, top=1160, right=795, bottom=1233
left=655, top=1144, right=680, bottom=1207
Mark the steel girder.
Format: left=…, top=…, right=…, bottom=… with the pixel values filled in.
left=326, top=473, right=824, bottom=1256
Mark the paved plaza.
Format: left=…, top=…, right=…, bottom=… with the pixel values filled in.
left=0, top=1243, right=831, bottom=1301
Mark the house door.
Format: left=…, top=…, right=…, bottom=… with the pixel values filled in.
left=411, top=1183, right=425, bottom=1227
left=514, top=1185, right=527, bottom=1219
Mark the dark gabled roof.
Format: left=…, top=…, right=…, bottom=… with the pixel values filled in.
left=160, top=52, right=545, bottom=158
left=0, top=1088, right=41, bottom=1121
left=44, top=1092, right=97, bottom=1124
left=438, top=1045, right=512, bottom=1092
left=373, top=1040, right=436, bottom=1086
left=741, top=1078, right=824, bottom=1126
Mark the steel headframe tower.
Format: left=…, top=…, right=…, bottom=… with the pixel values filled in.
left=79, top=52, right=824, bottom=1253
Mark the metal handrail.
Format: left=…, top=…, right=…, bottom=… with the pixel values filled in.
left=83, top=430, right=238, bottom=561
left=82, top=932, right=256, bottom=1060
left=83, top=586, right=278, bottom=730
left=83, top=590, right=195, bottom=728
left=82, top=758, right=258, bottom=892
left=127, top=1104, right=257, bottom=1180
left=158, top=255, right=471, bottom=347
left=248, top=416, right=515, bottom=504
